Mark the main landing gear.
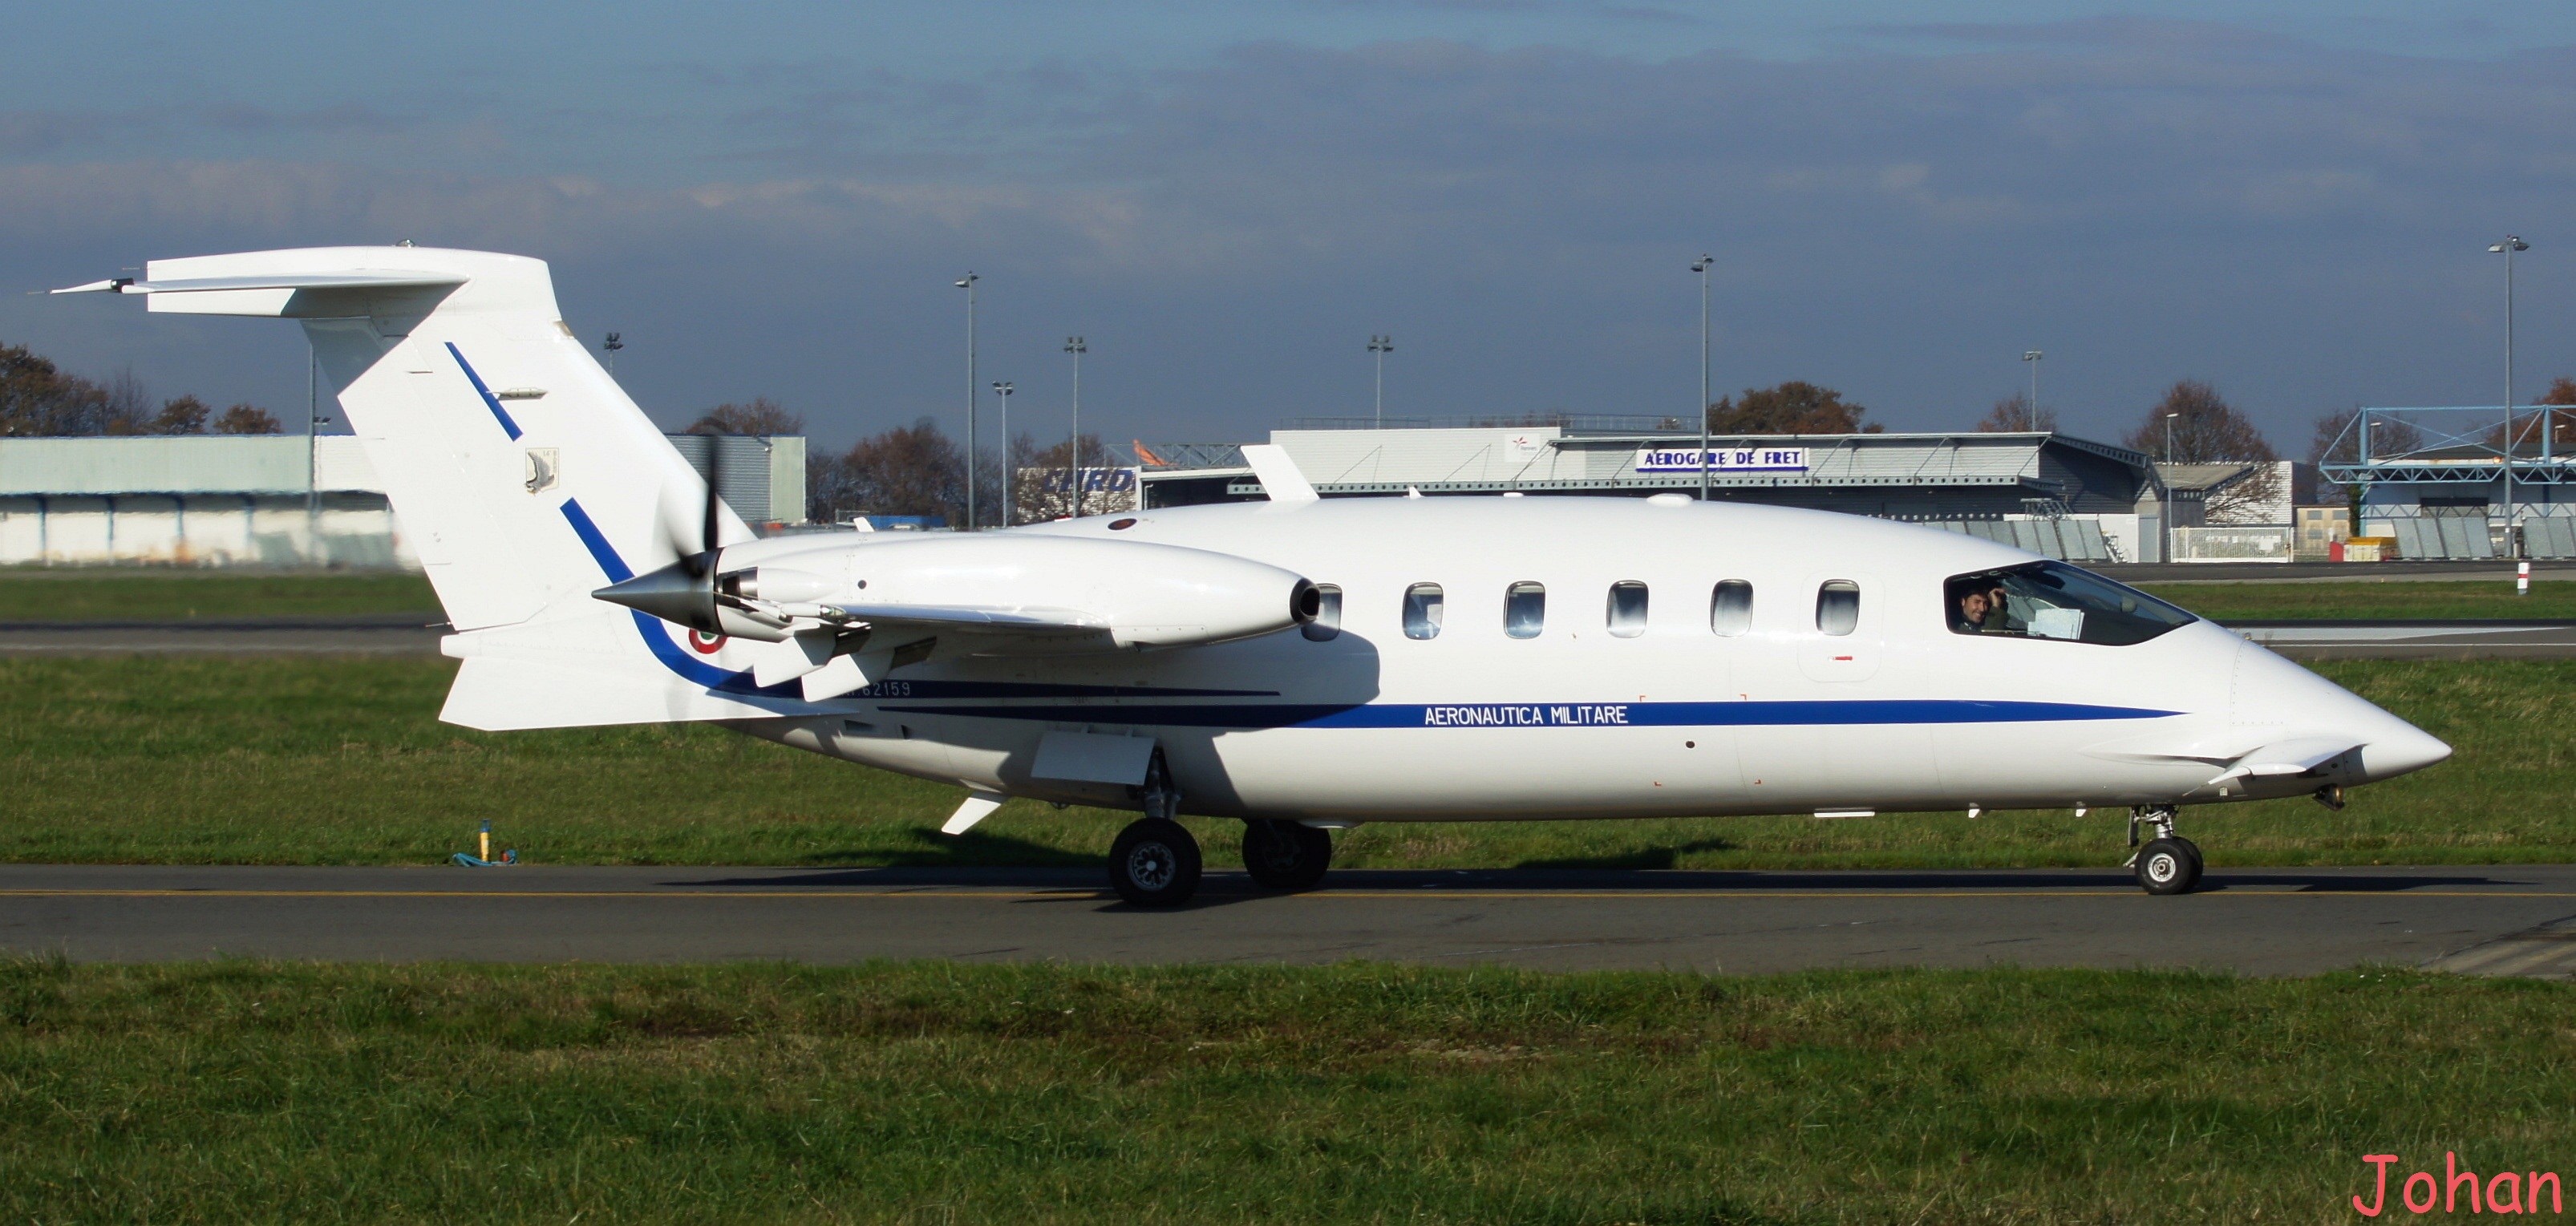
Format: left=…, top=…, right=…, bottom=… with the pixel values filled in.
left=2125, top=805, right=2203, bottom=896
left=1108, top=753, right=1200, bottom=907
left=1242, top=819, right=1334, bottom=891
left=1105, top=757, right=1342, bottom=906
left=1104, top=818, right=1339, bottom=906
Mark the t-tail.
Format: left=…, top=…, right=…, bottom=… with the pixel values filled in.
left=56, top=246, right=793, bottom=730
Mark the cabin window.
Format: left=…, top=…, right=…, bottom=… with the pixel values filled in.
left=1943, top=560, right=2195, bottom=645
left=1505, top=581, right=1546, bottom=639
left=1301, top=584, right=1343, bottom=641
left=1403, top=583, right=1445, bottom=640
left=1606, top=581, right=1649, bottom=638
left=1816, top=581, right=1860, bottom=636
left=1709, top=580, right=1753, bottom=637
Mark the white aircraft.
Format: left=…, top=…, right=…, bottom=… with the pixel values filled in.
left=59, top=246, right=2452, bottom=904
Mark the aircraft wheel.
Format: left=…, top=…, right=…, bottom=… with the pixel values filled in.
left=2135, top=837, right=2201, bottom=896
left=1109, top=817, right=1201, bottom=907
left=1241, top=819, right=1333, bottom=892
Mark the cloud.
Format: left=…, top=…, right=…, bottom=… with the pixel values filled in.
left=10, top=20, right=2576, bottom=449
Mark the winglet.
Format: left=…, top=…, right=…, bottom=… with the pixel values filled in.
left=1241, top=444, right=1319, bottom=503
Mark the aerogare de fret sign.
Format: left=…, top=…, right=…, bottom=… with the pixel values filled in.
left=1634, top=446, right=1810, bottom=474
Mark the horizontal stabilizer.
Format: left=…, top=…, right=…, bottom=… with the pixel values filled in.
left=53, top=271, right=465, bottom=296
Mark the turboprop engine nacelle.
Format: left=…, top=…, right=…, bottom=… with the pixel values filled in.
left=599, top=533, right=1321, bottom=653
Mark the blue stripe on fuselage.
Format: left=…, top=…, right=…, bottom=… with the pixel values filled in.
left=874, top=698, right=2180, bottom=730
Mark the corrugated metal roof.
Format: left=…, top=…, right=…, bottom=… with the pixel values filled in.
left=1249, top=429, right=2086, bottom=492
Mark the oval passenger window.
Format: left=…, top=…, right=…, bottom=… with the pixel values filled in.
left=1505, top=581, right=1545, bottom=639
left=1816, top=581, right=1860, bottom=636
left=1606, top=581, right=1648, bottom=638
left=1403, top=583, right=1445, bottom=640
left=1709, top=580, right=1752, bottom=637
left=1302, top=584, right=1343, bottom=642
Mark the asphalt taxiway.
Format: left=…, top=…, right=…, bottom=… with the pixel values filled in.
left=5, top=863, right=2574, bottom=977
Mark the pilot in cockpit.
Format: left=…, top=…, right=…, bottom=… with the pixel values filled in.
left=1950, top=579, right=2019, bottom=634
left=1953, top=585, right=1994, bottom=633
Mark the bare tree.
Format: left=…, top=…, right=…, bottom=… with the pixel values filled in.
left=1976, top=395, right=2056, bottom=432
left=1017, top=434, right=1119, bottom=520
left=2311, top=407, right=2422, bottom=465
left=2204, top=463, right=2290, bottom=524
left=150, top=395, right=210, bottom=434
left=826, top=418, right=964, bottom=524
left=2123, top=380, right=2274, bottom=463
left=212, top=404, right=282, bottom=434
left=1707, top=382, right=1881, bottom=435
left=687, top=397, right=804, bottom=435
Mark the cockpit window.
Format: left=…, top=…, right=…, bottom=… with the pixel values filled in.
left=1944, top=561, right=2195, bottom=646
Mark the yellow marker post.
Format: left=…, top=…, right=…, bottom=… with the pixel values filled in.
left=479, top=820, right=492, bottom=864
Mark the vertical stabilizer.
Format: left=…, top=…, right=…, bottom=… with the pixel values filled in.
left=65, top=246, right=792, bottom=729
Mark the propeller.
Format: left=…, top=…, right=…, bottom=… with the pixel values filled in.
left=595, top=433, right=729, bottom=632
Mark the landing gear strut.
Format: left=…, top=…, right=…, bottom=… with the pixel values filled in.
left=1109, top=752, right=1201, bottom=907
left=2125, top=805, right=2202, bottom=896
left=1242, top=819, right=1333, bottom=891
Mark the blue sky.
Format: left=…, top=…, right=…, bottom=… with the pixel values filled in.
left=8, top=2, right=2576, bottom=454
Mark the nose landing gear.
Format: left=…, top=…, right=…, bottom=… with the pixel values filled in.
left=2125, top=805, right=2203, bottom=896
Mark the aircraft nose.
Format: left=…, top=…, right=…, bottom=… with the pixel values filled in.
left=2227, top=638, right=2449, bottom=784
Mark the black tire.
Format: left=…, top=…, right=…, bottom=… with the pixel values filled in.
left=1241, top=819, right=1333, bottom=891
left=1109, top=818, right=1201, bottom=907
left=2135, top=837, right=2201, bottom=896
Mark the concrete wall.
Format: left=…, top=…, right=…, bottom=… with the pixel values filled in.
left=0, top=493, right=415, bottom=568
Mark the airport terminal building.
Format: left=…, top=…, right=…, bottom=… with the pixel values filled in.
left=1130, top=423, right=2170, bottom=563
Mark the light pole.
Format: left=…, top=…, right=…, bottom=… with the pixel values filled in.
left=2163, top=412, right=2179, bottom=464
left=1367, top=335, right=1393, bottom=427
left=1692, top=254, right=1713, bottom=500
left=992, top=381, right=1015, bottom=526
left=955, top=273, right=978, bottom=530
left=1064, top=336, right=1087, bottom=519
left=2022, top=350, right=2043, bottom=427
left=601, top=332, right=622, bottom=376
left=306, top=346, right=320, bottom=556
left=2489, top=236, right=2529, bottom=545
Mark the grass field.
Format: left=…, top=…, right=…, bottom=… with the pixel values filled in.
left=0, top=653, right=2563, bottom=869
left=2140, top=579, right=2576, bottom=622
left=2, top=958, right=2565, bottom=1224
left=0, top=570, right=438, bottom=621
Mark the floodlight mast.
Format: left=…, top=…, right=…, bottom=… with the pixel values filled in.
left=992, top=380, right=1015, bottom=525
left=2022, top=350, right=2043, bottom=426
left=1367, top=335, right=1393, bottom=428
left=955, top=273, right=978, bottom=531
left=1692, top=254, right=1713, bottom=500
left=2489, top=236, right=2529, bottom=549
left=1064, top=337, right=1087, bottom=519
